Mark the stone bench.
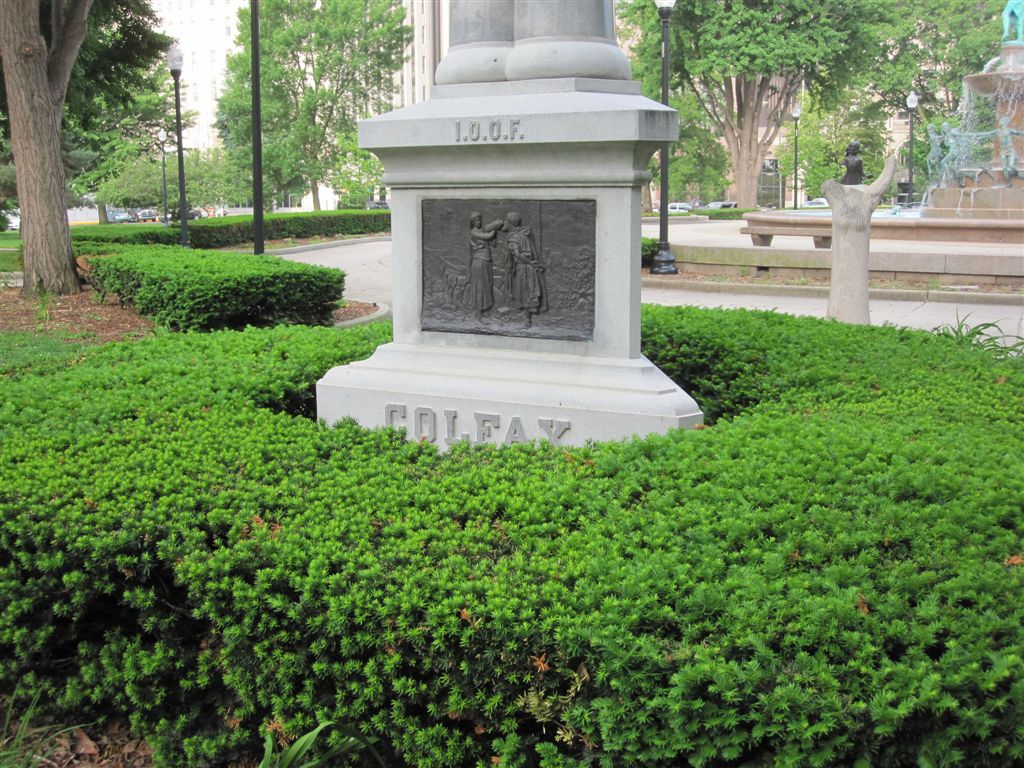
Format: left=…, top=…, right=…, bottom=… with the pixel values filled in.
left=739, top=225, right=833, bottom=249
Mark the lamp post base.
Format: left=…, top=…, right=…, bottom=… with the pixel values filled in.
left=650, top=244, right=678, bottom=275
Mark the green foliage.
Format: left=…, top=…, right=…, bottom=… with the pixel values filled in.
left=71, top=209, right=391, bottom=249
left=1, top=311, right=1023, bottom=766
left=620, top=0, right=895, bottom=206
left=82, top=243, right=345, bottom=330
left=694, top=207, right=756, bottom=220
left=775, top=99, right=891, bottom=200
left=932, top=313, right=1024, bottom=361
left=0, top=686, right=82, bottom=768
left=865, top=0, right=1003, bottom=117
left=640, top=237, right=658, bottom=268
left=651, top=95, right=730, bottom=205
left=217, top=0, right=408, bottom=207
left=258, top=721, right=385, bottom=768
left=95, top=147, right=249, bottom=212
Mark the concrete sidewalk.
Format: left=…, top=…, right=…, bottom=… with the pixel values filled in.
left=277, top=234, right=1023, bottom=337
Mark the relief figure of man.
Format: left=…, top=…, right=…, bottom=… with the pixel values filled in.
left=504, top=211, right=547, bottom=325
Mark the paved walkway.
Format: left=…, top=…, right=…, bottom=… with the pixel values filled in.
left=276, top=229, right=1023, bottom=337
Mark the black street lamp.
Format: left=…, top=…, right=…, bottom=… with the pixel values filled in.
left=651, top=0, right=678, bottom=275
left=906, top=90, right=918, bottom=204
left=791, top=102, right=801, bottom=209
left=251, top=0, right=265, bottom=254
left=157, top=128, right=169, bottom=227
left=167, top=43, right=189, bottom=247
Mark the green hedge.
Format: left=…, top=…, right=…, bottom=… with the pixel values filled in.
left=71, top=210, right=390, bottom=249
left=640, top=236, right=658, bottom=269
left=694, top=207, right=756, bottom=220
left=81, top=242, right=344, bottom=330
left=1, top=309, right=1023, bottom=767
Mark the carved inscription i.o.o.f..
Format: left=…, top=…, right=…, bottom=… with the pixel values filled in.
left=455, top=118, right=524, bottom=143
left=385, top=404, right=572, bottom=446
left=421, top=199, right=596, bottom=341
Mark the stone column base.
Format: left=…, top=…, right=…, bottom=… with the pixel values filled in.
left=317, top=342, right=701, bottom=449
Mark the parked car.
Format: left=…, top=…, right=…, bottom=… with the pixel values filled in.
left=366, top=200, right=389, bottom=210
left=108, top=209, right=133, bottom=223
left=3, top=210, right=19, bottom=231
left=803, top=198, right=830, bottom=208
left=137, top=209, right=159, bottom=222
left=701, top=201, right=738, bottom=210
left=667, top=202, right=692, bottom=213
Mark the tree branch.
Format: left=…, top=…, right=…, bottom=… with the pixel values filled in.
left=47, top=0, right=94, bottom=107
left=50, top=0, right=65, bottom=53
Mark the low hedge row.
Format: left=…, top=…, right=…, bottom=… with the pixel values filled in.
left=71, top=209, right=390, bottom=249
left=694, top=208, right=756, bottom=220
left=80, top=242, right=344, bottom=330
left=1, top=309, right=1022, bottom=767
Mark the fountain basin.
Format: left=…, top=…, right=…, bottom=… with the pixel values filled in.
left=742, top=211, right=1024, bottom=245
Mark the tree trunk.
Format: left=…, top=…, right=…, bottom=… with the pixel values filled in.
left=97, top=202, right=109, bottom=224
left=732, top=147, right=763, bottom=209
left=1, top=19, right=79, bottom=296
left=1, top=0, right=94, bottom=296
left=310, top=183, right=321, bottom=211
left=641, top=181, right=653, bottom=213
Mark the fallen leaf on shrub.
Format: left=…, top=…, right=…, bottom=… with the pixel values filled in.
left=474, top=723, right=486, bottom=734
left=491, top=758, right=502, bottom=765
left=996, top=375, right=1007, bottom=384
left=530, top=652, right=550, bottom=674
left=788, top=550, right=801, bottom=561
left=1004, top=554, right=1023, bottom=566
left=856, top=594, right=870, bottom=615
left=74, top=729, right=100, bottom=755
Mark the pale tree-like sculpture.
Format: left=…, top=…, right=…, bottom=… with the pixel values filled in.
left=822, top=157, right=897, bottom=325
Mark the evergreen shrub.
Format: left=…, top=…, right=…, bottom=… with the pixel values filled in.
left=70, top=210, right=390, bottom=249
left=1, top=308, right=1022, bottom=767
left=696, top=208, right=755, bottom=220
left=81, top=243, right=344, bottom=330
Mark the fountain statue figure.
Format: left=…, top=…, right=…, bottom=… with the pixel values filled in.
left=1004, top=0, right=1024, bottom=43
left=920, top=8, right=1024, bottom=222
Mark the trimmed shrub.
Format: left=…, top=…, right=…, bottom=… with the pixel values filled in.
left=1, top=309, right=1022, bottom=767
left=694, top=207, right=756, bottom=220
left=640, top=236, right=658, bottom=269
left=71, top=210, right=390, bottom=249
left=81, top=243, right=344, bottom=330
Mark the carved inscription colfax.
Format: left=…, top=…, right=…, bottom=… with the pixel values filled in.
left=422, top=199, right=596, bottom=341
left=385, top=404, right=572, bottom=446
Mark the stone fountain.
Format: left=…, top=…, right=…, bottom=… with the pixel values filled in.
left=925, top=10, right=1024, bottom=222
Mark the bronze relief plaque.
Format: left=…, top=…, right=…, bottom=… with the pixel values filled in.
left=421, top=199, right=596, bottom=341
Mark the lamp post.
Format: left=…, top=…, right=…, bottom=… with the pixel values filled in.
left=251, top=0, right=264, bottom=254
left=157, top=128, right=169, bottom=227
left=167, top=43, right=189, bottom=247
left=906, top=90, right=918, bottom=204
left=651, top=0, right=678, bottom=275
left=791, top=102, right=801, bottom=209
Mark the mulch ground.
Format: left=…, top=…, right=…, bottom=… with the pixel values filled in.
left=0, top=286, right=379, bottom=341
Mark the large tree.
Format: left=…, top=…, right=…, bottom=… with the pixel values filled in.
left=217, top=0, right=408, bottom=211
left=0, top=0, right=165, bottom=295
left=622, top=0, right=891, bottom=208
left=865, top=0, right=1002, bottom=118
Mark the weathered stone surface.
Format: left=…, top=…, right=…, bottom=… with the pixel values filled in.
left=421, top=199, right=596, bottom=341
left=823, top=157, right=898, bottom=324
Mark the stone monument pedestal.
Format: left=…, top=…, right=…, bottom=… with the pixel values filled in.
left=316, top=78, right=703, bottom=448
